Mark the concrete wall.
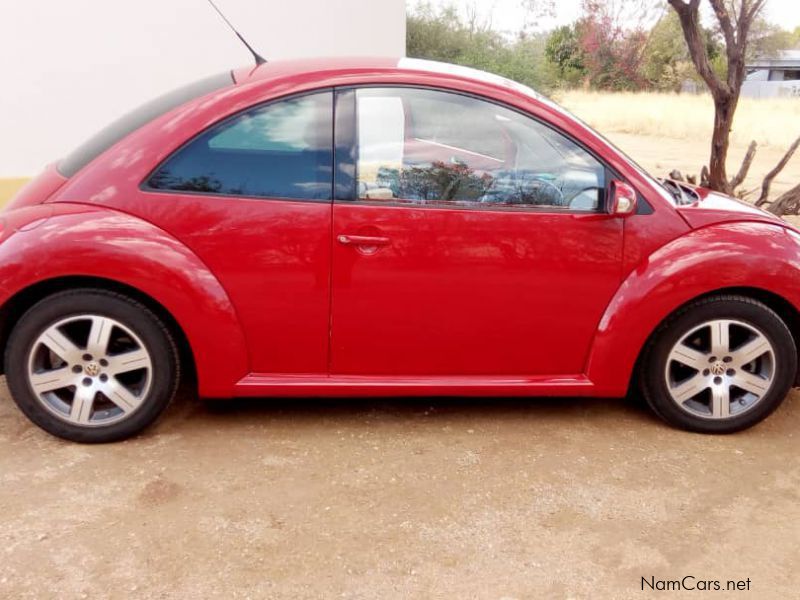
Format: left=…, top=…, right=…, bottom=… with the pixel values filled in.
left=0, top=0, right=406, bottom=176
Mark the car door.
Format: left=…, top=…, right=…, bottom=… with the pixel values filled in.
left=330, top=87, right=624, bottom=376
left=136, top=90, right=334, bottom=375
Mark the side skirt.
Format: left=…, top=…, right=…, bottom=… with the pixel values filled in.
left=233, top=373, right=598, bottom=397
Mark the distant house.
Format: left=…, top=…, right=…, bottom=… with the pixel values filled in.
left=742, top=50, right=800, bottom=98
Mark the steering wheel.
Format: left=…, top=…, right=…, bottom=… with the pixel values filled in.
left=528, top=179, right=565, bottom=207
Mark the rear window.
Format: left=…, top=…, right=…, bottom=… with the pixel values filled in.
left=146, top=91, right=333, bottom=201
left=58, top=71, right=234, bottom=177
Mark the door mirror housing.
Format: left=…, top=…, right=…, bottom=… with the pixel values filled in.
left=609, top=180, right=637, bottom=216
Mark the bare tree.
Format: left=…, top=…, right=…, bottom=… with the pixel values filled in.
left=667, top=0, right=766, bottom=194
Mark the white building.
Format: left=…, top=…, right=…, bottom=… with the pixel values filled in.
left=0, top=0, right=406, bottom=176
left=742, top=50, right=800, bottom=99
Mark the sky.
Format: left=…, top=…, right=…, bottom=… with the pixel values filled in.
left=410, top=0, right=800, bottom=36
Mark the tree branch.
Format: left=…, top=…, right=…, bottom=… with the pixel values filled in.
left=709, top=0, right=737, bottom=52
left=729, top=140, right=757, bottom=191
left=668, top=0, right=728, bottom=97
left=745, top=0, right=767, bottom=24
left=766, top=182, right=800, bottom=216
left=755, top=135, right=800, bottom=206
left=700, top=165, right=710, bottom=187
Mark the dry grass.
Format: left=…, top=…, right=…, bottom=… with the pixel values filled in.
left=0, top=178, right=29, bottom=206
left=556, top=90, right=800, bottom=150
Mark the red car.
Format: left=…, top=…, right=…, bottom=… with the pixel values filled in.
left=4, top=57, right=799, bottom=442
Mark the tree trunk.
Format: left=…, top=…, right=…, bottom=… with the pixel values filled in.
left=708, top=94, right=737, bottom=194
left=668, top=0, right=768, bottom=196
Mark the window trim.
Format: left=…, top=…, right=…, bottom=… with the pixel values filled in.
left=140, top=88, right=336, bottom=204
left=334, top=89, right=357, bottom=202
left=336, top=84, right=628, bottom=215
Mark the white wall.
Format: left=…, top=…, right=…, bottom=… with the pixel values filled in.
left=0, top=0, right=406, bottom=176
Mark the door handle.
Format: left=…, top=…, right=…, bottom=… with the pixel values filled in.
left=337, top=234, right=391, bottom=246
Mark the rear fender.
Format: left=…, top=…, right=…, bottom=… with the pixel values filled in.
left=0, top=203, right=248, bottom=396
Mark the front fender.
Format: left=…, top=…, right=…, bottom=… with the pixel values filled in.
left=0, top=203, right=248, bottom=396
left=587, top=222, right=800, bottom=395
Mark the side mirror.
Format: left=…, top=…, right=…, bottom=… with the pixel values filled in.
left=609, top=180, right=637, bottom=216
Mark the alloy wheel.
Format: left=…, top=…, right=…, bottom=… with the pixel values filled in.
left=664, top=319, right=776, bottom=419
left=26, top=315, right=153, bottom=427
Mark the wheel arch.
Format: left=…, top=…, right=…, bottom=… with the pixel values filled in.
left=0, top=204, right=250, bottom=397
left=586, top=222, right=800, bottom=396
left=0, top=276, right=197, bottom=386
left=628, top=286, right=800, bottom=395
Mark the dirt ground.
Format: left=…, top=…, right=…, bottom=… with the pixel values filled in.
left=1, top=377, right=799, bottom=599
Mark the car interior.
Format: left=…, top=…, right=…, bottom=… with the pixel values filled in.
left=356, top=89, right=606, bottom=210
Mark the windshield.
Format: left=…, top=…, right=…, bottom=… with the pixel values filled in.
left=534, top=95, right=677, bottom=205
left=58, top=71, right=234, bottom=178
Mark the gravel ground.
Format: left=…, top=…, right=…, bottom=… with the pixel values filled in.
left=1, top=380, right=798, bottom=599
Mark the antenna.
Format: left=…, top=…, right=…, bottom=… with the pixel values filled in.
left=206, top=0, right=266, bottom=66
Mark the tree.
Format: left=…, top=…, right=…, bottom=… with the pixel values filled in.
left=667, top=0, right=767, bottom=194
left=567, top=0, right=658, bottom=91
left=748, top=17, right=799, bottom=58
left=544, top=1, right=655, bottom=91
left=406, top=4, right=493, bottom=65
left=642, top=11, right=721, bottom=91
left=545, top=24, right=587, bottom=86
left=406, top=3, right=555, bottom=91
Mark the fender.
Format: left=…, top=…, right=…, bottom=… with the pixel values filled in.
left=587, top=221, right=800, bottom=396
left=0, top=203, right=248, bottom=396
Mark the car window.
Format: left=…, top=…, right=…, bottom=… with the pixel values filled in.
left=354, top=88, right=605, bottom=211
left=147, top=91, right=333, bottom=201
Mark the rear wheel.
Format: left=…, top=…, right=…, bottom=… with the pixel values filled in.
left=5, top=289, right=179, bottom=443
left=640, top=295, right=796, bottom=433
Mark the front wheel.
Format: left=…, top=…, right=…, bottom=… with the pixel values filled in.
left=5, top=289, right=180, bottom=443
left=640, top=295, right=796, bottom=433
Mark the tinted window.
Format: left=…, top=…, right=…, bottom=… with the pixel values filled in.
left=147, top=92, right=333, bottom=200
left=59, top=72, right=233, bottom=178
left=355, top=88, right=605, bottom=211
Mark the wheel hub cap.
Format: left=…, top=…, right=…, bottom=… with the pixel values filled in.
left=664, top=318, right=776, bottom=419
left=84, top=361, right=101, bottom=376
left=709, top=361, right=725, bottom=376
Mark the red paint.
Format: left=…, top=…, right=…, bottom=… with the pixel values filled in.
left=3, top=58, right=799, bottom=399
left=0, top=203, right=247, bottom=396
left=331, top=203, right=623, bottom=376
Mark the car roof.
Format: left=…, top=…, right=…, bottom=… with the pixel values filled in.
left=233, top=56, right=548, bottom=102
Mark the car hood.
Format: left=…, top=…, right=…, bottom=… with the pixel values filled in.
left=674, top=184, right=792, bottom=230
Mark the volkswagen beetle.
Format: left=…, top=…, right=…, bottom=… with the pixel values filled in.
left=4, top=57, right=799, bottom=442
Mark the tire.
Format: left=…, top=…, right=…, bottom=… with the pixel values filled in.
left=5, top=289, right=180, bottom=443
left=640, top=294, right=796, bottom=433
